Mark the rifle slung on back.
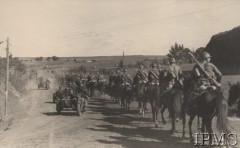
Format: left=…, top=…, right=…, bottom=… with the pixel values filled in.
left=188, top=52, right=221, bottom=87
left=144, top=64, right=159, bottom=80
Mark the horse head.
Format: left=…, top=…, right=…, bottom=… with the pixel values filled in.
left=228, top=82, right=240, bottom=106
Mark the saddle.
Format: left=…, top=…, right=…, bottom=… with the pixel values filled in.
left=147, top=82, right=159, bottom=86
left=120, top=82, right=131, bottom=86
left=189, top=86, right=223, bottom=104
left=138, top=80, right=147, bottom=84
left=98, top=79, right=106, bottom=82
left=189, top=91, right=202, bottom=102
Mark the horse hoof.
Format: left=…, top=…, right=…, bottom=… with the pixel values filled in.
left=155, top=123, right=159, bottom=128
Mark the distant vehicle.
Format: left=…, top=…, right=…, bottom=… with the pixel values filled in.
left=56, top=93, right=86, bottom=116
left=38, top=79, right=50, bottom=90
left=53, top=85, right=67, bottom=103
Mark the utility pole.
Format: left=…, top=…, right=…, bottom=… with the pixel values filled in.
left=122, top=51, right=124, bottom=66
left=5, top=37, right=9, bottom=116
left=27, top=62, right=29, bottom=85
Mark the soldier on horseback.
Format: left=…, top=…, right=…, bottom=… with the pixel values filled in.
left=120, top=68, right=133, bottom=86
left=165, top=57, right=183, bottom=92
left=160, top=57, right=183, bottom=122
left=193, top=51, right=222, bottom=91
left=187, top=51, right=222, bottom=113
left=147, top=63, right=160, bottom=85
left=118, top=68, right=133, bottom=110
left=116, top=69, right=123, bottom=84
left=96, top=72, right=106, bottom=95
left=145, top=63, right=161, bottom=126
left=135, top=65, right=148, bottom=84
left=78, top=81, right=89, bottom=108
left=96, top=72, right=106, bottom=83
left=86, top=72, right=96, bottom=96
left=133, top=65, right=148, bottom=113
left=87, top=73, right=95, bottom=82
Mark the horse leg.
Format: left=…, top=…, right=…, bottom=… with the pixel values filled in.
left=160, top=103, right=167, bottom=125
left=206, top=117, right=213, bottom=146
left=170, top=109, right=176, bottom=135
left=155, top=101, right=159, bottom=127
left=182, top=104, right=186, bottom=139
left=201, top=117, right=206, bottom=133
left=138, top=97, right=143, bottom=114
left=125, top=95, right=128, bottom=110
left=125, top=98, right=128, bottom=110
left=198, top=116, right=202, bottom=131
left=122, top=97, right=125, bottom=108
left=127, top=95, right=130, bottom=110
left=120, top=96, right=123, bottom=107
left=128, top=98, right=131, bottom=110
left=189, top=114, right=196, bottom=143
left=91, top=87, right=94, bottom=96
left=126, top=96, right=129, bottom=110
left=150, top=100, right=158, bottom=127
left=142, top=98, right=147, bottom=117
left=122, top=97, right=125, bottom=109
left=155, top=101, right=160, bottom=122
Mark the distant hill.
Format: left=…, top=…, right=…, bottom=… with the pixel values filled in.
left=205, top=26, right=240, bottom=74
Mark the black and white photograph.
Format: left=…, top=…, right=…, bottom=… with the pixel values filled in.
left=0, top=0, right=240, bottom=147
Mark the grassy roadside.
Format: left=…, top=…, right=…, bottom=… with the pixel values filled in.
left=0, top=73, right=35, bottom=131
left=0, top=84, right=22, bottom=131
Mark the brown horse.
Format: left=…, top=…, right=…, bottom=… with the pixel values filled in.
left=133, top=75, right=147, bottom=117
left=97, top=80, right=107, bottom=96
left=160, top=80, right=187, bottom=137
left=145, top=84, right=160, bottom=127
left=120, top=84, right=133, bottom=110
left=188, top=88, right=230, bottom=144
left=86, top=80, right=97, bottom=97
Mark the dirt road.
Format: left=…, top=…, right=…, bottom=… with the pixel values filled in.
left=0, top=71, right=239, bottom=148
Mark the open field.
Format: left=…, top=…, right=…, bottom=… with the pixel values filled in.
left=21, top=55, right=165, bottom=69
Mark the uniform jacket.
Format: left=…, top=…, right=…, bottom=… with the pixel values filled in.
left=169, top=64, right=182, bottom=81
left=148, top=68, right=160, bottom=83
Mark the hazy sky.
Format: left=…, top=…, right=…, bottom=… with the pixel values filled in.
left=0, top=0, right=240, bottom=57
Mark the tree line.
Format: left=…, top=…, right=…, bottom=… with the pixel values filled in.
left=35, top=56, right=60, bottom=61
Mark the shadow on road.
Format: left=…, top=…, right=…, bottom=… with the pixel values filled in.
left=42, top=112, right=78, bottom=116
left=87, top=97, right=195, bottom=148
left=44, top=101, right=55, bottom=104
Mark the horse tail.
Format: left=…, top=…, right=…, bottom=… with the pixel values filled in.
left=216, top=95, right=231, bottom=133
